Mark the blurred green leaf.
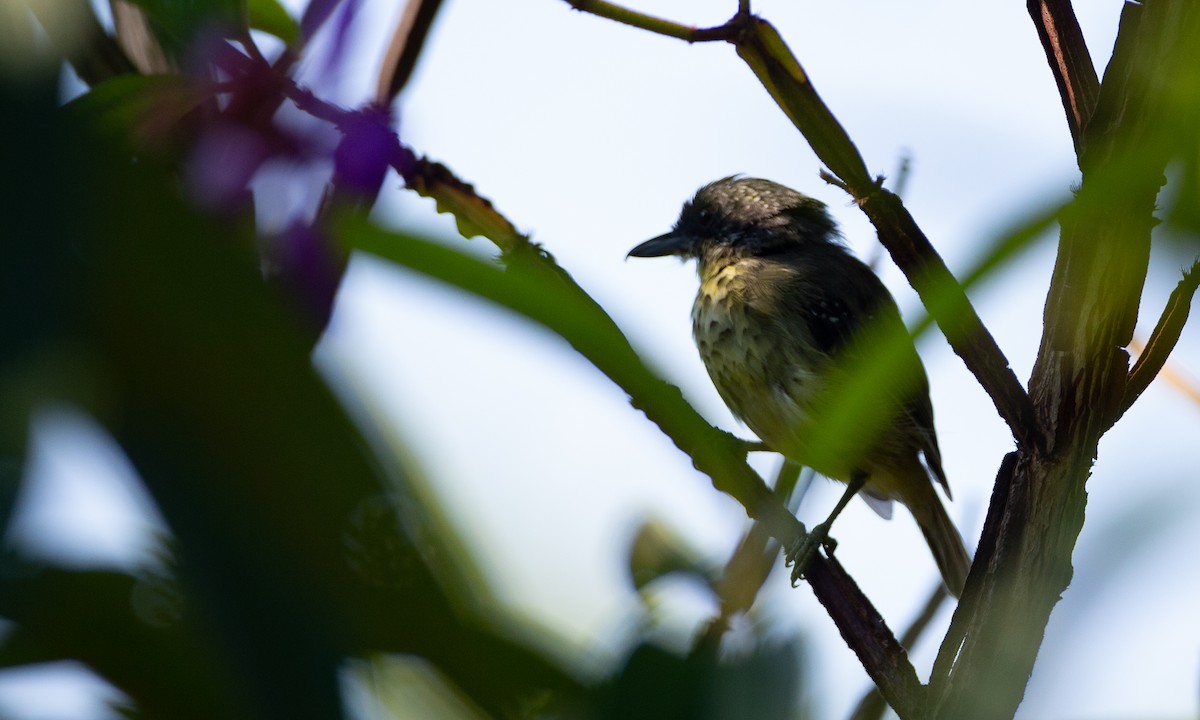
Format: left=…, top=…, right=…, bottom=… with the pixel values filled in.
left=120, top=0, right=244, bottom=56
left=339, top=216, right=711, bottom=448
left=247, top=0, right=298, bottom=45
left=64, top=74, right=208, bottom=152
left=83, top=143, right=579, bottom=716
left=600, top=639, right=809, bottom=720
left=806, top=198, right=1065, bottom=477
left=0, top=93, right=585, bottom=718
left=627, top=518, right=713, bottom=592
left=341, top=215, right=806, bottom=606
left=0, top=560, right=243, bottom=718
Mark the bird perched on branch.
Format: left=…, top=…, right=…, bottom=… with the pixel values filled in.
left=629, top=176, right=970, bottom=596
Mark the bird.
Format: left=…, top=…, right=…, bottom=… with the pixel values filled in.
left=628, top=176, right=970, bottom=597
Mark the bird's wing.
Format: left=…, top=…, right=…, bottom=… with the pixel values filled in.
left=766, top=249, right=950, bottom=492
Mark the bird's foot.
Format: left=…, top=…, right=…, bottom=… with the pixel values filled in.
left=786, top=472, right=865, bottom=584
left=786, top=523, right=837, bottom=586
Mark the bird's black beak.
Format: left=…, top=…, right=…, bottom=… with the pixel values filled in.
left=627, top=231, right=690, bottom=258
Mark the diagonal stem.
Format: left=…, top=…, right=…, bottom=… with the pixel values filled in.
left=850, top=583, right=950, bottom=720
left=562, top=0, right=1041, bottom=452
left=1118, top=259, right=1200, bottom=420
left=852, top=185, right=1043, bottom=451
left=367, top=147, right=927, bottom=716
left=376, top=0, right=447, bottom=103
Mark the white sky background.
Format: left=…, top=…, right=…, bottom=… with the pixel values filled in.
left=5, top=1, right=1200, bottom=718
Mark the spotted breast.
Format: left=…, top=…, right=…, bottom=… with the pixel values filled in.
left=691, top=255, right=828, bottom=464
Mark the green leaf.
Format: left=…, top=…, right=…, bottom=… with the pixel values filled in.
left=63, top=127, right=582, bottom=716
left=600, top=639, right=810, bottom=720
left=120, top=0, right=244, bottom=57
left=247, top=0, right=298, bottom=45
left=407, top=158, right=528, bottom=252
left=0, top=562, right=246, bottom=718
left=65, top=74, right=207, bottom=148
left=339, top=216, right=791, bottom=546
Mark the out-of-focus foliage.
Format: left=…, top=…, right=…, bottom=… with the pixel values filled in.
left=1, top=64, right=581, bottom=720
left=12, top=0, right=1195, bottom=716
left=0, top=0, right=812, bottom=718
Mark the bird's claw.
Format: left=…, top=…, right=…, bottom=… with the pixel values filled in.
left=786, top=522, right=836, bottom=586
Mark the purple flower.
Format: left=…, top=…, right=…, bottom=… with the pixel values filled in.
left=269, top=221, right=343, bottom=331
left=333, top=104, right=401, bottom=200
left=185, top=120, right=270, bottom=212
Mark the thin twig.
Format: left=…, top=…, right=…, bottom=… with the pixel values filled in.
left=891, top=152, right=913, bottom=201
left=110, top=0, right=173, bottom=73
left=566, top=0, right=1040, bottom=448
left=738, top=17, right=1040, bottom=450
left=376, top=0, right=446, bottom=104
left=1118, top=259, right=1200, bottom=419
left=695, top=461, right=808, bottom=653
left=1130, top=338, right=1200, bottom=408
left=561, top=0, right=743, bottom=43
left=853, top=185, right=1043, bottom=452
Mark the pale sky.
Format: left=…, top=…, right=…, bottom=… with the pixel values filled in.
left=5, top=1, right=1200, bottom=719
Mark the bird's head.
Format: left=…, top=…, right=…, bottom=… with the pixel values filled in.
left=628, top=176, right=839, bottom=263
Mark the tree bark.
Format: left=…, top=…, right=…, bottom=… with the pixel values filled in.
left=929, top=3, right=1200, bottom=716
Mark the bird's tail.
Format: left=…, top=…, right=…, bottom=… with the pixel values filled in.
left=904, top=484, right=971, bottom=598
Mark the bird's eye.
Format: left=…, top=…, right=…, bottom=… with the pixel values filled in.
left=696, top=208, right=713, bottom=226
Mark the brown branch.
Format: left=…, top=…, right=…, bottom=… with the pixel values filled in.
left=850, top=583, right=951, bottom=720
left=733, top=17, right=1040, bottom=450
left=806, top=556, right=924, bottom=718
left=375, top=0, right=446, bottom=104
left=929, top=452, right=1017, bottom=685
left=23, top=0, right=137, bottom=85
left=375, top=148, right=927, bottom=717
left=930, top=3, right=1200, bottom=717
left=111, top=0, right=173, bottom=74
left=694, top=462, right=808, bottom=653
left=735, top=20, right=873, bottom=191
left=671, top=419, right=926, bottom=719
left=1118, top=259, right=1200, bottom=419
left=565, top=1, right=1040, bottom=451
left=853, top=186, right=1043, bottom=451
left=1026, top=0, right=1100, bottom=156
